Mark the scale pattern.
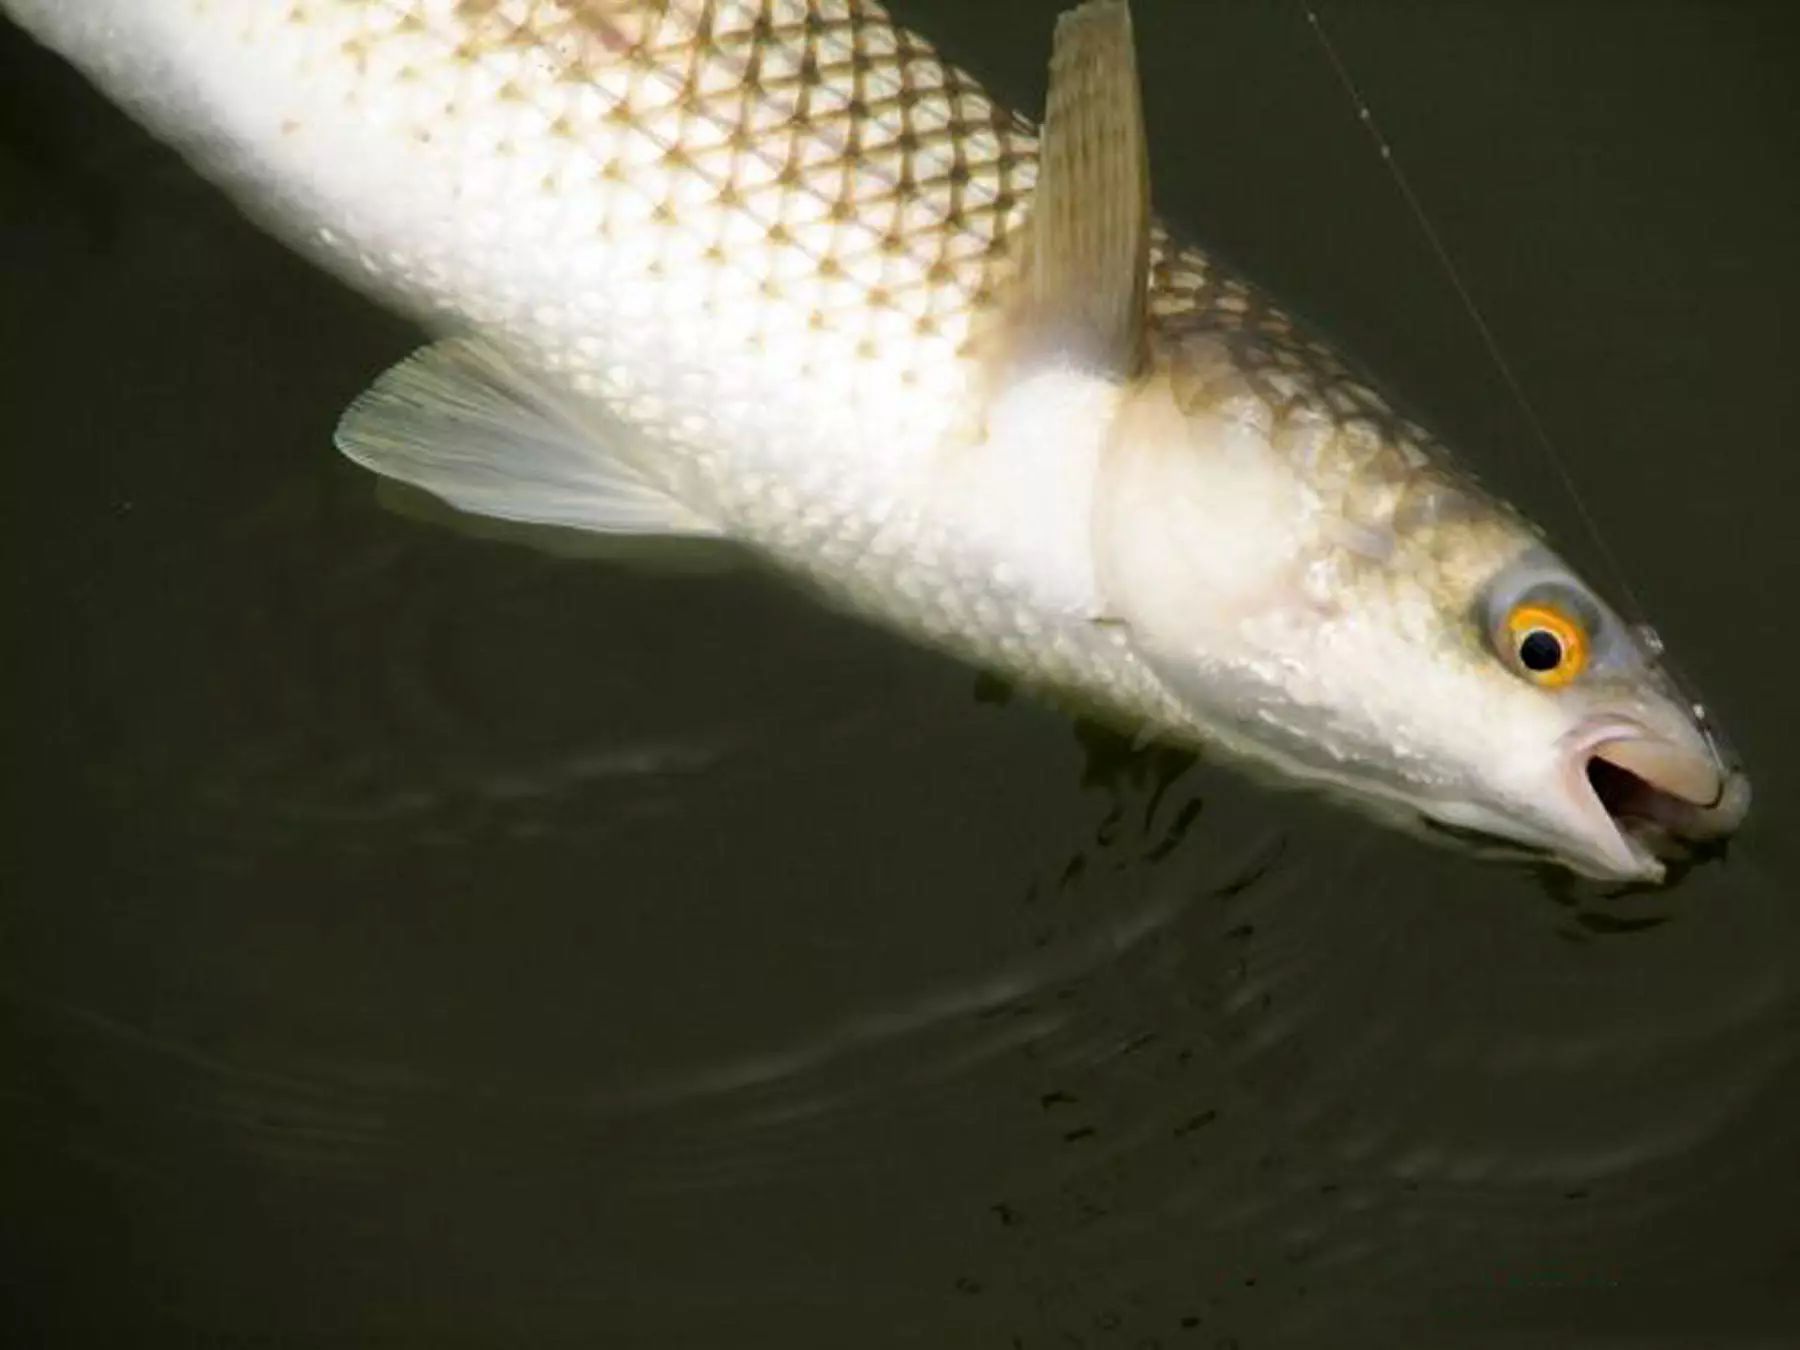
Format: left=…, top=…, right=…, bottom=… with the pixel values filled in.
left=18, top=0, right=1472, bottom=722
left=111, top=1, right=1405, bottom=443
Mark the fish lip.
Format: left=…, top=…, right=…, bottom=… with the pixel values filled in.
left=1560, top=719, right=1750, bottom=880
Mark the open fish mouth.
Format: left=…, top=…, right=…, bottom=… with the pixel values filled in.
left=1573, top=723, right=1750, bottom=878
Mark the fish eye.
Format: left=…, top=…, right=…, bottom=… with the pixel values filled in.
left=1505, top=602, right=1588, bottom=687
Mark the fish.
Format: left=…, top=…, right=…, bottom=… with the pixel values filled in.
left=3, top=0, right=1748, bottom=883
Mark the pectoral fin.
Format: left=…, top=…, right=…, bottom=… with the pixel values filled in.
left=335, top=337, right=722, bottom=538
left=1008, top=0, right=1152, bottom=378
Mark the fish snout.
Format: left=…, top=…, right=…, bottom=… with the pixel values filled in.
left=1567, top=716, right=1750, bottom=877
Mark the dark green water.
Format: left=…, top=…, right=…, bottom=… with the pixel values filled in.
left=3, top=3, right=1797, bottom=1346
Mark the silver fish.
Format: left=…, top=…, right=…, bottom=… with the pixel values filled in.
left=4, top=0, right=1748, bottom=881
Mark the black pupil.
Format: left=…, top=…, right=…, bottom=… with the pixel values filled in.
left=1519, top=628, right=1564, bottom=672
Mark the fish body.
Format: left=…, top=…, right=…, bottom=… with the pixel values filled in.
left=4, top=0, right=1748, bottom=880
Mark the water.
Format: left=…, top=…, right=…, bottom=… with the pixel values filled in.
left=3, top=3, right=1797, bottom=1346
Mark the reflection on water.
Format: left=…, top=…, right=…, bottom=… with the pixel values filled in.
left=8, top=644, right=1796, bottom=1344
left=4, top=1, right=1798, bottom=1346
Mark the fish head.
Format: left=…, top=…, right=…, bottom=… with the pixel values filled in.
left=1095, top=374, right=1748, bottom=884
left=1433, top=541, right=1751, bottom=882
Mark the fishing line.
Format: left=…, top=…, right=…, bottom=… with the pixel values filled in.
left=1294, top=0, right=1647, bottom=621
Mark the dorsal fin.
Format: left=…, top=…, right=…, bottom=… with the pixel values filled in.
left=1011, top=0, right=1152, bottom=378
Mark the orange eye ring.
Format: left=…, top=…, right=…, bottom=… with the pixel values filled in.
left=1505, top=602, right=1588, bottom=687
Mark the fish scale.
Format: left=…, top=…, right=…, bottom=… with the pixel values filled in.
left=5, top=0, right=1747, bottom=879
left=0, top=0, right=1558, bottom=764
left=20, top=2, right=1393, bottom=583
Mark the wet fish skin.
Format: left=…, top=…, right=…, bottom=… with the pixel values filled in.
left=2, top=0, right=1746, bottom=880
